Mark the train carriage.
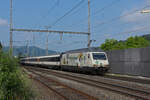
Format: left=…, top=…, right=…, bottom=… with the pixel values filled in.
left=21, top=55, right=60, bottom=69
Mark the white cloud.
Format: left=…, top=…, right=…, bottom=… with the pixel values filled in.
left=121, top=0, right=150, bottom=23
left=0, top=18, right=8, bottom=26
left=121, top=9, right=150, bottom=23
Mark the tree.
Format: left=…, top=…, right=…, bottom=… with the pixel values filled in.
left=100, top=36, right=150, bottom=51
left=0, top=42, right=2, bottom=50
left=125, top=36, right=150, bottom=48
left=100, top=39, right=118, bottom=51
left=113, top=41, right=126, bottom=50
left=0, top=42, right=2, bottom=53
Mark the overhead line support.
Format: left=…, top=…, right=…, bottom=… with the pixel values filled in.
left=88, top=0, right=91, bottom=48
left=9, top=0, right=13, bottom=55
left=11, top=28, right=90, bottom=35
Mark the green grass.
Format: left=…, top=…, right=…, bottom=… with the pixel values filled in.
left=0, top=52, right=35, bottom=100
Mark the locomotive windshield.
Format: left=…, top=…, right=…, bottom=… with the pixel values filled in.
left=92, top=53, right=106, bottom=60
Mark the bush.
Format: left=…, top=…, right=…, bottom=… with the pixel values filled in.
left=0, top=52, right=34, bottom=100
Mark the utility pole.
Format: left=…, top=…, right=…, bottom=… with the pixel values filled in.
left=9, top=0, right=13, bottom=55
left=26, top=40, right=29, bottom=57
left=88, top=0, right=91, bottom=48
left=46, top=32, right=49, bottom=56
left=32, top=34, right=35, bottom=57
left=45, top=26, right=51, bottom=56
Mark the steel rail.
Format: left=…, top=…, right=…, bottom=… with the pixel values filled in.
left=24, top=70, right=69, bottom=100
left=33, top=77, right=69, bottom=100
left=26, top=66, right=150, bottom=100
left=104, top=74, right=150, bottom=85
left=26, top=68, right=98, bottom=100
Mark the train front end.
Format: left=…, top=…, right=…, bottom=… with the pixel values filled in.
left=91, top=52, right=109, bottom=73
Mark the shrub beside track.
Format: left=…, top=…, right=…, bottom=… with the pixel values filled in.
left=0, top=52, right=35, bottom=100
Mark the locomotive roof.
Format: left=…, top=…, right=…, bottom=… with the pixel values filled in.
left=64, top=47, right=104, bottom=54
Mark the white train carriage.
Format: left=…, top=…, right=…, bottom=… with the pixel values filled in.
left=60, top=49, right=109, bottom=73
left=21, top=55, right=60, bottom=69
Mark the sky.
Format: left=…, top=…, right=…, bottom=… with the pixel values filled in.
left=0, top=0, right=150, bottom=52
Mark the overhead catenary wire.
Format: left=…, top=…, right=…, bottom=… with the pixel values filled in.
left=51, top=41, right=86, bottom=49
left=93, top=14, right=150, bottom=34
left=43, top=0, right=95, bottom=29
left=34, top=0, right=59, bottom=28
left=46, top=40, right=86, bottom=52
left=57, top=0, right=121, bottom=29
left=92, top=0, right=121, bottom=17
left=62, top=1, right=87, bottom=19
left=79, top=0, right=121, bottom=26
left=93, top=4, right=150, bottom=29
left=111, top=26, right=150, bottom=35
left=50, top=0, right=85, bottom=27
left=41, top=1, right=87, bottom=29
left=101, top=26, right=150, bottom=39
left=41, top=0, right=59, bottom=22
left=94, top=26, right=150, bottom=44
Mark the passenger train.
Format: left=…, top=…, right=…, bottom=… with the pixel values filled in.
left=21, top=48, right=110, bottom=74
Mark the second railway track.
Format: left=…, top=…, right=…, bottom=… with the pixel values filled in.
left=24, top=67, right=98, bottom=100
left=24, top=66, right=150, bottom=100
left=104, top=74, right=150, bottom=85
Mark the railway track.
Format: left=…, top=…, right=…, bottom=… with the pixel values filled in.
left=104, top=74, right=150, bottom=85
left=24, top=67, right=98, bottom=100
left=24, top=66, right=150, bottom=100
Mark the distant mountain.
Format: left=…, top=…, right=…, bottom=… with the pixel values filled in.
left=3, top=46, right=58, bottom=57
